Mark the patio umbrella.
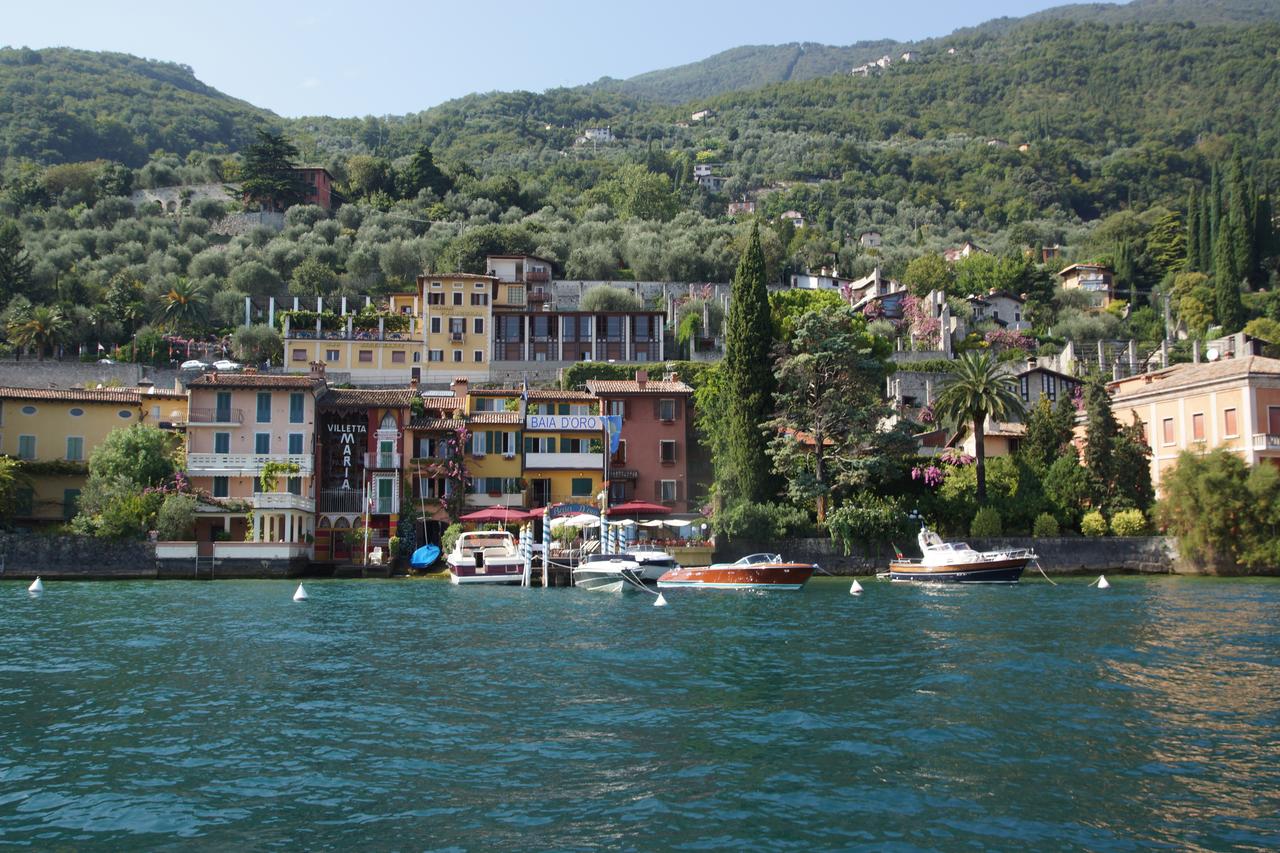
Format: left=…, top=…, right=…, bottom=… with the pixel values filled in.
left=607, top=500, right=671, bottom=516
left=459, top=507, right=532, bottom=524
left=638, top=520, right=669, bottom=528
left=664, top=519, right=693, bottom=529
left=550, top=513, right=600, bottom=529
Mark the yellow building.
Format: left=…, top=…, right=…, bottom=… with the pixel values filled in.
left=1059, top=263, right=1115, bottom=309
left=1109, top=355, right=1280, bottom=491
left=420, top=272, right=497, bottom=384
left=282, top=293, right=424, bottom=385
left=520, top=390, right=604, bottom=508
left=0, top=385, right=186, bottom=524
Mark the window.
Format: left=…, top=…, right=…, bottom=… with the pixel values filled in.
left=474, top=282, right=485, bottom=289
left=359, top=350, right=373, bottom=363
left=17, top=434, right=35, bottom=460
left=292, top=348, right=307, bottom=362
left=471, top=432, right=486, bottom=456
left=1019, top=375, right=1029, bottom=402
left=1224, top=408, right=1238, bottom=438
left=571, top=477, right=593, bottom=497
left=431, top=281, right=442, bottom=289
left=1162, top=418, right=1175, bottom=445
left=1043, top=374, right=1057, bottom=402
left=429, top=350, right=443, bottom=362
left=413, top=351, right=421, bottom=363
left=215, top=392, right=232, bottom=422
left=20, top=405, right=36, bottom=415
left=1192, top=412, right=1205, bottom=442
left=660, top=440, right=677, bottom=463
left=659, top=399, right=676, bottom=422
left=288, top=433, right=304, bottom=455
left=612, top=439, right=627, bottom=464
left=507, top=286, right=524, bottom=305
left=473, top=350, right=483, bottom=363
left=255, top=433, right=271, bottom=454
left=118, top=410, right=132, bottom=419
left=391, top=350, right=406, bottom=364
left=470, top=293, right=489, bottom=306
left=68, top=407, right=83, bottom=417
left=65, top=436, right=83, bottom=461
left=212, top=476, right=229, bottom=498
left=659, top=480, right=677, bottom=502
left=63, top=489, right=80, bottom=520
left=214, top=432, right=230, bottom=454
left=453, top=350, right=463, bottom=362
left=428, top=292, right=444, bottom=306
left=431, top=317, right=441, bottom=334
left=449, top=317, right=465, bottom=336
left=473, top=318, right=484, bottom=335
left=289, top=392, right=304, bottom=424
left=532, top=315, right=551, bottom=339
left=327, top=349, right=340, bottom=361
left=256, top=392, right=272, bottom=423
left=608, top=400, right=625, bottom=418
left=452, top=292, right=462, bottom=306
left=287, top=477, right=301, bottom=496
left=524, top=436, right=557, bottom=453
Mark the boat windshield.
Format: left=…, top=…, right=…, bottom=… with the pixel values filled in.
left=735, top=553, right=781, bottom=565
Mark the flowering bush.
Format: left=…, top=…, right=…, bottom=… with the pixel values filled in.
left=911, top=464, right=946, bottom=488
left=939, top=449, right=975, bottom=467
left=861, top=300, right=885, bottom=320
left=919, top=404, right=936, bottom=424
left=901, top=295, right=941, bottom=350
left=983, top=328, right=1035, bottom=352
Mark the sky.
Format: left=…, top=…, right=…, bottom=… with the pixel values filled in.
left=7, top=0, right=1091, bottom=118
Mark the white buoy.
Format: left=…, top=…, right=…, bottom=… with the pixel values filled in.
left=28, top=577, right=44, bottom=595
left=849, top=579, right=863, bottom=595
left=292, top=583, right=308, bottom=602
left=1096, top=575, right=1110, bottom=590
left=653, top=593, right=668, bottom=608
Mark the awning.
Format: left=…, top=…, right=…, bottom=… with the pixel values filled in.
left=608, top=500, right=671, bottom=516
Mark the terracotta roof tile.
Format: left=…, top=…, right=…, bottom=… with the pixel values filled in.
left=320, top=388, right=417, bottom=408
left=1110, top=356, right=1280, bottom=399
left=187, top=373, right=325, bottom=389
left=0, top=386, right=151, bottom=404
left=584, top=379, right=694, bottom=395
left=409, top=417, right=465, bottom=431
left=466, top=411, right=523, bottom=425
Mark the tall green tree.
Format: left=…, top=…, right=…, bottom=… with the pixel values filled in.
left=0, top=220, right=32, bottom=302
left=239, top=130, right=304, bottom=210
left=1018, top=395, right=1076, bottom=475
left=399, top=144, right=453, bottom=198
left=1082, top=372, right=1153, bottom=513
left=934, top=352, right=1023, bottom=504
left=719, top=223, right=776, bottom=505
left=88, top=423, right=178, bottom=486
left=1185, top=187, right=1203, bottom=272
left=7, top=305, right=67, bottom=359
left=765, top=304, right=894, bottom=522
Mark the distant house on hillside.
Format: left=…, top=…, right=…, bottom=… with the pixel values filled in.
left=851, top=64, right=872, bottom=77
left=246, top=166, right=335, bottom=213
left=859, top=231, right=883, bottom=248
left=693, top=163, right=728, bottom=193
left=1059, top=263, right=1115, bottom=309
left=691, top=109, right=715, bottom=122
left=875, top=55, right=893, bottom=69
left=943, top=240, right=984, bottom=263
left=727, top=200, right=756, bottom=217
left=780, top=210, right=806, bottom=229
left=900, top=51, right=917, bottom=62
left=580, top=127, right=614, bottom=144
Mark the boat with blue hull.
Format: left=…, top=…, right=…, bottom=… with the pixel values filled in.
left=887, top=529, right=1034, bottom=584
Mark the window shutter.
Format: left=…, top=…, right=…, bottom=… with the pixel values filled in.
left=486, top=431, right=495, bottom=453
left=677, top=480, right=683, bottom=500
left=653, top=399, right=661, bottom=419
left=674, top=399, right=683, bottom=419
left=653, top=479, right=661, bottom=500
left=672, top=442, right=679, bottom=461
left=548, top=437, right=556, bottom=453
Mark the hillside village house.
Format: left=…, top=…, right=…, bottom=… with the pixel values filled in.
left=283, top=293, right=423, bottom=384
left=727, top=200, right=756, bottom=217
left=1108, top=355, right=1280, bottom=490
left=859, top=231, right=883, bottom=248
left=0, top=385, right=185, bottom=524
left=968, top=290, right=1029, bottom=329
left=943, top=241, right=985, bottom=263
left=1059, top=263, right=1116, bottom=309
left=780, top=210, right=806, bottom=229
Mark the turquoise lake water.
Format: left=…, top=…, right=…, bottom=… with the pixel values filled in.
left=2, top=576, right=1278, bottom=851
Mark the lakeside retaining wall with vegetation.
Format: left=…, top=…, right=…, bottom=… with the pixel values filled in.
left=0, top=533, right=309, bottom=580
left=714, top=536, right=1183, bottom=576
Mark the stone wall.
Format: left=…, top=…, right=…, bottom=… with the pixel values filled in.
left=715, top=535, right=1183, bottom=576
left=0, top=532, right=156, bottom=580
left=0, top=360, right=181, bottom=392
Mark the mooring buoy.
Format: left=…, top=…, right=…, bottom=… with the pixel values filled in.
left=653, top=593, right=667, bottom=608
left=850, top=579, right=863, bottom=595
left=293, top=583, right=308, bottom=602
left=28, top=577, right=43, bottom=595
left=1096, top=575, right=1110, bottom=590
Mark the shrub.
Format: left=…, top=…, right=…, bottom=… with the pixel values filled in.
left=970, top=506, right=1002, bottom=537
left=1110, top=508, right=1147, bottom=537
left=1032, top=512, right=1060, bottom=537
left=388, top=535, right=402, bottom=557
left=1081, top=511, right=1108, bottom=537
left=716, top=500, right=813, bottom=541
left=441, top=523, right=463, bottom=556
left=827, top=494, right=910, bottom=553
left=155, top=493, right=197, bottom=541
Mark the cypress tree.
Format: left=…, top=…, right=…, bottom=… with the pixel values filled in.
left=1199, top=192, right=1213, bottom=275
left=1185, top=187, right=1202, bottom=272
left=720, top=223, right=776, bottom=505
left=0, top=220, right=32, bottom=302
left=1227, top=155, right=1254, bottom=286
left=1082, top=373, right=1119, bottom=510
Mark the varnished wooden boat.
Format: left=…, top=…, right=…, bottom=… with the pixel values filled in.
left=656, top=553, right=815, bottom=590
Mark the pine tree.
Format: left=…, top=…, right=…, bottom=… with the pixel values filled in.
left=1083, top=373, right=1119, bottom=509
left=239, top=131, right=304, bottom=211
left=0, top=220, right=32, bottom=302
left=1199, top=192, right=1213, bottom=275
left=719, top=223, right=777, bottom=505
left=1227, top=154, right=1254, bottom=287
left=1019, top=395, right=1076, bottom=476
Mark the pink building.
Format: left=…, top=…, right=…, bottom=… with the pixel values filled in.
left=586, top=371, right=694, bottom=512
left=184, top=366, right=326, bottom=551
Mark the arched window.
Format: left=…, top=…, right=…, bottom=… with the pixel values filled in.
left=379, top=413, right=397, bottom=430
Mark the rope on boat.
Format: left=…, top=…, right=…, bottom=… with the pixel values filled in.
left=1032, top=558, right=1058, bottom=586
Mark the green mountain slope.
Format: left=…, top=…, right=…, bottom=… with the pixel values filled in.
left=0, top=47, right=275, bottom=166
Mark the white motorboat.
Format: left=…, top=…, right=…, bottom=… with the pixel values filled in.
left=618, top=543, right=682, bottom=582
left=573, top=554, right=644, bottom=592
left=447, top=530, right=525, bottom=585
left=887, top=528, right=1035, bottom=584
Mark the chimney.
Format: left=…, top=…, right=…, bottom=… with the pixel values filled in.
left=635, top=370, right=649, bottom=388
left=409, top=376, right=419, bottom=391
left=450, top=376, right=470, bottom=397
left=666, top=372, right=680, bottom=384
left=309, top=361, right=326, bottom=378
left=1193, top=340, right=1201, bottom=364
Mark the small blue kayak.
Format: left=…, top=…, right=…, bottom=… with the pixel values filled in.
left=410, top=544, right=442, bottom=569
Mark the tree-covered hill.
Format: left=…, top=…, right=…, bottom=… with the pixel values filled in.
left=0, top=47, right=275, bottom=166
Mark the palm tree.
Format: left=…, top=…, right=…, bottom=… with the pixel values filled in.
left=934, top=351, right=1024, bottom=504
left=155, top=277, right=210, bottom=333
left=7, top=305, right=68, bottom=360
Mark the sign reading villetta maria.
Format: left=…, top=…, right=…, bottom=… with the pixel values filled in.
left=322, top=414, right=368, bottom=490
left=525, top=414, right=603, bottom=432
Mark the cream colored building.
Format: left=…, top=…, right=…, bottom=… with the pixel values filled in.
left=1109, top=355, right=1280, bottom=490
left=420, top=272, right=498, bottom=384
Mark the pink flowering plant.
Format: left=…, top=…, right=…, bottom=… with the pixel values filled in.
left=901, top=295, right=941, bottom=350
left=983, top=328, right=1036, bottom=353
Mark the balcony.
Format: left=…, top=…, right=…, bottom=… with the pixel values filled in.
left=526, top=270, right=550, bottom=283
left=466, top=491, right=527, bottom=508
left=524, top=451, right=604, bottom=470
left=253, top=492, right=315, bottom=512
left=187, top=407, right=243, bottom=426
left=319, top=488, right=365, bottom=514
left=1252, top=433, right=1280, bottom=451
left=363, top=451, right=402, bottom=469
left=187, top=453, right=314, bottom=476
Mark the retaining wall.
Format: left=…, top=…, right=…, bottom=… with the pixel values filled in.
left=715, top=536, right=1183, bottom=576
left=0, top=532, right=156, bottom=580
left=0, top=361, right=181, bottom=392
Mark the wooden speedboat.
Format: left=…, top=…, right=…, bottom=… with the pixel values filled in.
left=887, top=529, right=1033, bottom=584
left=656, top=553, right=815, bottom=590
left=447, top=531, right=524, bottom=585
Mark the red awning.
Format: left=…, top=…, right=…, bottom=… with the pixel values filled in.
left=607, top=500, right=671, bottom=516
left=459, top=507, right=533, bottom=523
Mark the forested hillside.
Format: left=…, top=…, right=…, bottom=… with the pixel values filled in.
left=0, top=47, right=274, bottom=165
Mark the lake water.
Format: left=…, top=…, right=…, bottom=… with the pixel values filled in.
left=2, top=577, right=1278, bottom=851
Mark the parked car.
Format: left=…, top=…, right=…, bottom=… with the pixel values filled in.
left=180, top=359, right=208, bottom=371
left=97, top=358, right=114, bottom=364
left=212, top=359, right=241, bottom=371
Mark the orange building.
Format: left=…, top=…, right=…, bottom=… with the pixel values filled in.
left=1108, top=356, right=1280, bottom=491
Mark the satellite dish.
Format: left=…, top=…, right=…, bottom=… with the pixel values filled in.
left=1206, top=347, right=1220, bottom=362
